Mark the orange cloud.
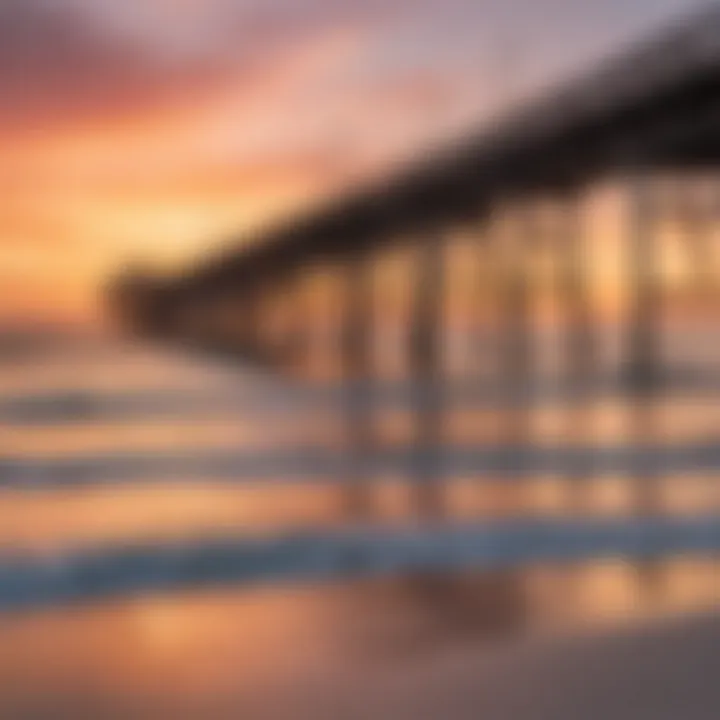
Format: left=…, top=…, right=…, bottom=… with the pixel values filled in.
left=0, top=9, right=382, bottom=325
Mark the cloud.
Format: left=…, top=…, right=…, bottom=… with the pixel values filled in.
left=0, top=0, right=204, bottom=129
left=0, top=0, right=697, bottom=132
left=0, top=0, right=408, bottom=132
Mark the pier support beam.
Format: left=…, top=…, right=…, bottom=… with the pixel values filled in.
left=409, top=230, right=446, bottom=520
left=625, top=174, right=663, bottom=516
left=341, top=253, right=375, bottom=519
left=496, top=204, right=535, bottom=517
left=558, top=192, right=596, bottom=509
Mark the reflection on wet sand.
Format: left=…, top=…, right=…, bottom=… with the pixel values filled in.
left=2, top=559, right=720, bottom=718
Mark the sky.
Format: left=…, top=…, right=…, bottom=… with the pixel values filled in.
left=0, top=0, right=705, bottom=326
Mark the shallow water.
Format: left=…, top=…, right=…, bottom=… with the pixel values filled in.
left=2, top=334, right=720, bottom=716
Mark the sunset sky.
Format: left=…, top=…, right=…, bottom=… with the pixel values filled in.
left=0, top=0, right=699, bottom=327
